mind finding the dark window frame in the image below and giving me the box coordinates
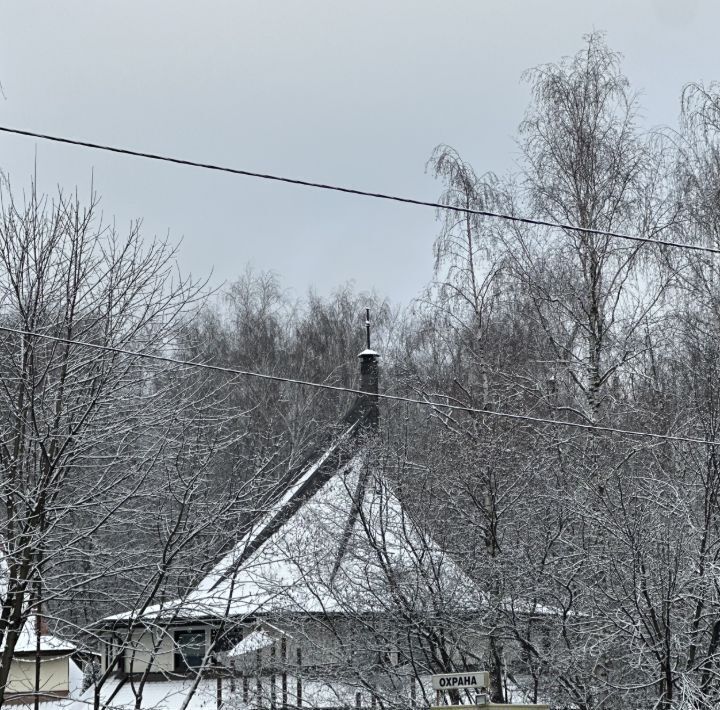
[173,629,207,672]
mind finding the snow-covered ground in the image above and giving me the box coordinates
[25,675,371,710]
[14,670,547,710]
[14,675,219,710]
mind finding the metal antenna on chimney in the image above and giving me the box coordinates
[365,308,371,350]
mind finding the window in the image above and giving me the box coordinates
[174,630,207,671]
[105,634,125,674]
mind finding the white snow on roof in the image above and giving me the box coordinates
[1,616,76,654]
[226,620,293,657]
[103,424,359,623]
[227,628,274,656]
[0,545,76,655]
[103,430,480,625]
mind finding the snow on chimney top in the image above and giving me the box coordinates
[358,307,380,359]
[358,309,379,428]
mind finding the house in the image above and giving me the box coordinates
[90,341,490,709]
[0,546,95,709]
[2,615,86,707]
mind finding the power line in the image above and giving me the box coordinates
[0,125,717,256]
[0,324,711,447]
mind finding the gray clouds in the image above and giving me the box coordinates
[0,0,713,303]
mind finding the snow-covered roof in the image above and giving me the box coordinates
[104,441,478,624]
[99,360,480,627]
[0,542,76,655]
[227,628,274,656]
[226,621,292,657]
[1,615,76,654]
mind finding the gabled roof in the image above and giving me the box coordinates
[1,615,76,655]
[210,418,364,587]
[102,349,479,626]
[0,550,77,655]
[106,446,477,623]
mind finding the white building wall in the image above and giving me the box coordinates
[6,655,69,694]
[123,630,175,673]
[102,627,215,674]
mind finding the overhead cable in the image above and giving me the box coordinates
[0,125,716,255]
[0,324,710,447]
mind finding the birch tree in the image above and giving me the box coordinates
[514,32,674,426]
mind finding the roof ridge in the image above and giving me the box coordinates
[211,417,370,591]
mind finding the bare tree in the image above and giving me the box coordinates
[514,32,674,426]
[0,177,215,706]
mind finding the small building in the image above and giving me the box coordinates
[3,615,85,706]
[91,342,487,709]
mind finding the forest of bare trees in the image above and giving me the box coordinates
[6,31,720,710]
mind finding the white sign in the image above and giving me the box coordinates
[432,671,490,690]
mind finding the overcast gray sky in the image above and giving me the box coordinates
[0,0,712,305]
